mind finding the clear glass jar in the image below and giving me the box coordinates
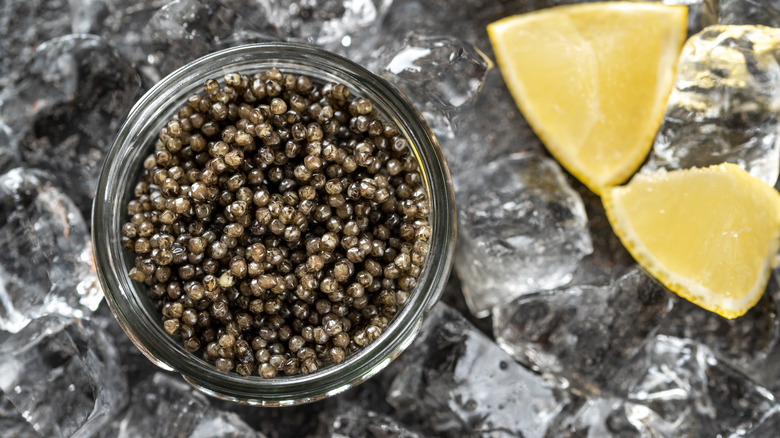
[92,42,456,406]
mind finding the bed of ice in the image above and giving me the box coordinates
[2,0,780,436]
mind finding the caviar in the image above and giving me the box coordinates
[121,69,431,377]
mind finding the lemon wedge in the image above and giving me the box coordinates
[488,2,687,194]
[603,163,780,318]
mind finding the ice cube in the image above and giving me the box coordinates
[0,0,73,90]
[326,403,423,438]
[623,335,777,436]
[0,0,118,83]
[455,153,593,317]
[140,0,277,84]
[380,0,451,39]
[0,392,42,438]
[544,396,646,438]
[116,372,209,438]
[386,303,568,437]
[225,0,393,50]
[447,69,547,185]
[641,25,780,186]
[93,304,160,386]
[493,267,674,396]
[741,406,780,437]
[369,33,492,136]
[568,184,635,287]
[719,0,780,27]
[0,34,142,216]
[190,411,268,438]
[438,271,494,336]
[659,278,780,391]
[86,0,168,85]
[68,0,110,34]
[0,123,21,175]
[381,0,521,46]
[0,168,100,333]
[317,1,508,178]
[141,0,213,74]
[116,372,266,438]
[0,315,127,438]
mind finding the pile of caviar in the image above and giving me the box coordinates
[121,69,431,378]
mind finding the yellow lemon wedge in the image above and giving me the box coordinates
[487,2,688,195]
[603,164,780,318]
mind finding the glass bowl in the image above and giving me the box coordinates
[92,42,456,406]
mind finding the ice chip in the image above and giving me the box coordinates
[0,316,127,438]
[0,35,142,216]
[455,153,593,317]
[641,25,780,186]
[493,267,674,396]
[386,303,567,437]
[0,168,100,333]
[624,335,777,436]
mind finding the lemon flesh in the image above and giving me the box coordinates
[603,163,780,318]
[488,2,687,195]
